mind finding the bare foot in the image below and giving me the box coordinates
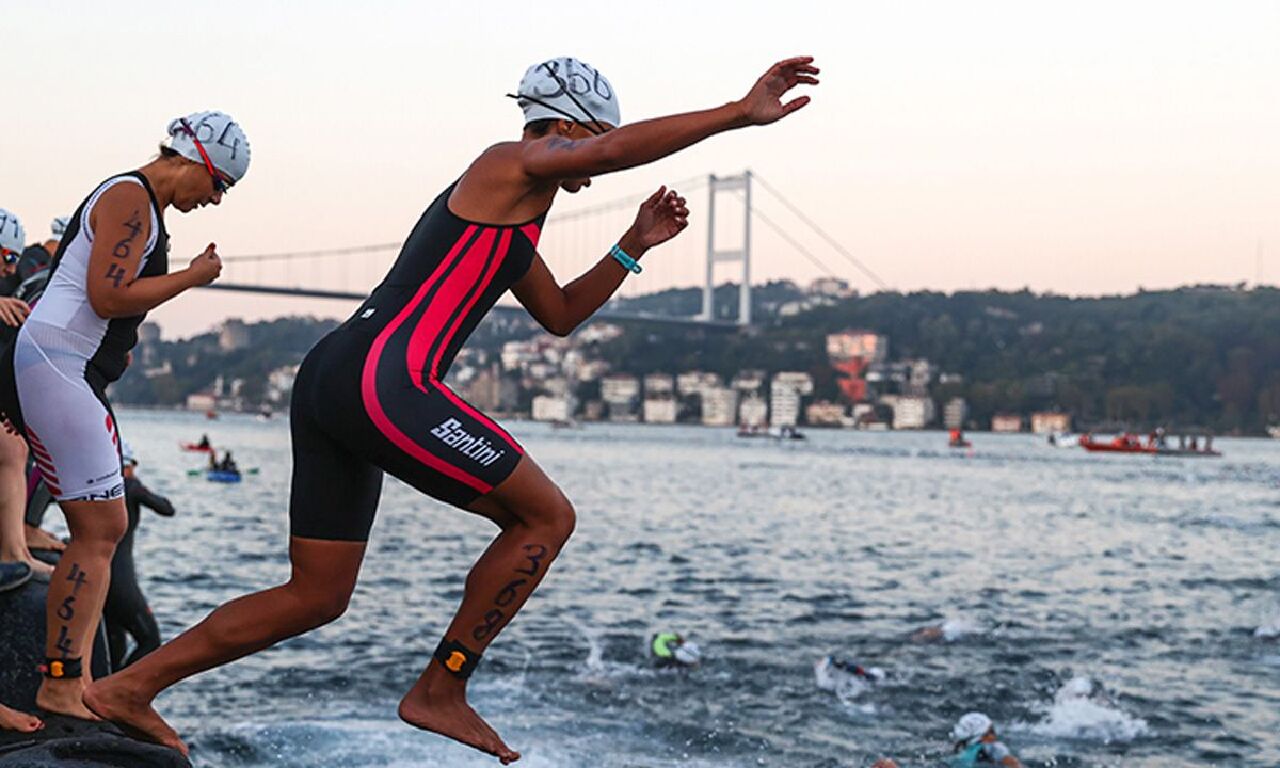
[26,557,54,579]
[35,679,97,721]
[0,703,43,733]
[83,677,187,756]
[399,689,520,764]
[25,525,65,552]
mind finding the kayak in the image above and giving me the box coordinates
[180,443,214,453]
[188,467,259,479]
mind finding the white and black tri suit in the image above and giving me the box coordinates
[0,172,168,501]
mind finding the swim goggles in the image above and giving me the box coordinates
[177,118,234,194]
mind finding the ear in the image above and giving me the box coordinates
[556,119,575,137]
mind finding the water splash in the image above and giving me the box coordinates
[814,656,884,710]
[1013,676,1149,743]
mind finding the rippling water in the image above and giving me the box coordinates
[70,411,1280,766]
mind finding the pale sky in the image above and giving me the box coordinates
[3,1,1278,338]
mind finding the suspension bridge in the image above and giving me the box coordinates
[201,171,887,328]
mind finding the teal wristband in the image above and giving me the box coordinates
[609,243,642,274]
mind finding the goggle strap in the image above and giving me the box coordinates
[506,93,603,136]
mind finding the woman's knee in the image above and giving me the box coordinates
[535,496,576,546]
[64,504,127,550]
[289,582,353,628]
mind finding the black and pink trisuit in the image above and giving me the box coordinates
[289,182,544,541]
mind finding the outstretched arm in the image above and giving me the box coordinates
[521,57,819,180]
[512,187,688,336]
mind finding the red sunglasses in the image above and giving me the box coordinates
[179,119,233,194]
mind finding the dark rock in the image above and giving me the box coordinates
[0,715,188,767]
[0,566,108,714]
[2,558,186,767]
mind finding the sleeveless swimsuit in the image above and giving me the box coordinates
[288,182,543,541]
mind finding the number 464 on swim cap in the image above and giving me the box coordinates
[164,110,252,184]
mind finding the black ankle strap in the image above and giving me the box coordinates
[433,639,481,679]
[40,657,82,679]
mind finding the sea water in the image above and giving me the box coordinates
[76,412,1280,767]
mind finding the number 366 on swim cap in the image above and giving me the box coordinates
[164,110,251,184]
[514,57,620,129]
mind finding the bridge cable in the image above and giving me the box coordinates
[751,173,890,290]
[733,192,840,279]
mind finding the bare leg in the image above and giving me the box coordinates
[0,431,50,577]
[26,524,66,553]
[85,538,365,755]
[35,498,125,719]
[0,703,42,733]
[398,455,576,765]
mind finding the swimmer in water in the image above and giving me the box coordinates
[85,56,818,763]
[651,632,701,669]
[950,713,1023,767]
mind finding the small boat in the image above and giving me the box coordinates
[1047,432,1080,448]
[1080,433,1220,458]
[1080,434,1156,454]
[205,410,219,420]
[180,442,214,453]
[947,429,971,448]
[187,466,259,479]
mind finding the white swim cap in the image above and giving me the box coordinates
[51,217,69,239]
[952,712,993,745]
[0,208,25,254]
[514,57,620,129]
[165,110,251,183]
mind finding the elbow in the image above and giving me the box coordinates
[88,294,122,319]
[546,318,577,338]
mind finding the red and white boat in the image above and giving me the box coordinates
[1079,433,1220,458]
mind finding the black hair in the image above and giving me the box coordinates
[159,145,181,158]
[523,119,558,137]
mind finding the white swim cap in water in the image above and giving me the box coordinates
[952,712,993,745]
[513,57,620,129]
[51,216,69,239]
[165,110,251,183]
[0,208,26,255]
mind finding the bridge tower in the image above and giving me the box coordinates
[701,171,752,325]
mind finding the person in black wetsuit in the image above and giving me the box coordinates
[104,443,174,670]
[87,55,818,762]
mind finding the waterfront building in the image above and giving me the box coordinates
[702,387,738,427]
[1031,412,1072,434]
[943,397,968,430]
[892,396,935,430]
[991,413,1023,433]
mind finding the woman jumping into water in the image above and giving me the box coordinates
[85,55,818,763]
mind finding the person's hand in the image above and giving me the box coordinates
[737,56,820,126]
[0,297,30,327]
[186,243,223,286]
[627,187,689,250]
